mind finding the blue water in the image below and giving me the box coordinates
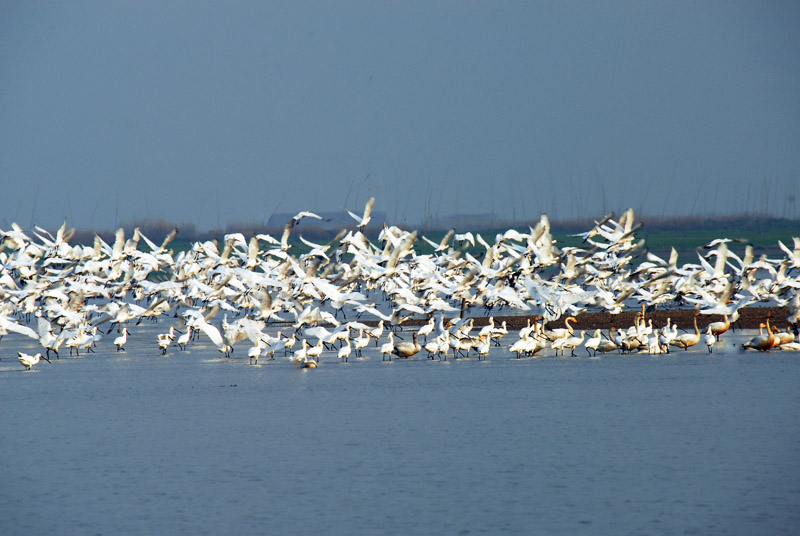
[3,326,799,535]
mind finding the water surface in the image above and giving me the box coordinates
[3,326,799,535]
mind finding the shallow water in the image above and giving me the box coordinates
[3,324,799,535]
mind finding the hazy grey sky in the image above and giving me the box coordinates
[2,1,799,231]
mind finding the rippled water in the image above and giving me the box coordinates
[3,324,800,535]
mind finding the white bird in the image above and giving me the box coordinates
[584,329,604,357]
[304,325,334,348]
[346,197,375,231]
[509,333,531,358]
[293,340,319,368]
[449,333,474,358]
[306,339,325,361]
[248,341,264,365]
[157,326,179,355]
[490,320,508,347]
[35,313,64,359]
[704,326,716,354]
[184,309,230,356]
[283,332,297,356]
[293,339,310,361]
[659,320,677,352]
[381,332,395,361]
[475,334,490,360]
[454,231,475,247]
[594,329,620,355]
[114,328,129,352]
[424,331,450,360]
[417,317,436,343]
[477,317,495,339]
[369,320,385,346]
[0,315,39,340]
[338,338,352,362]
[351,329,369,357]
[552,330,586,357]
[256,331,283,361]
[647,329,666,355]
[18,351,49,370]
[422,228,455,252]
[176,329,192,351]
[84,326,102,353]
[290,210,329,227]
[66,328,98,356]
[281,211,330,251]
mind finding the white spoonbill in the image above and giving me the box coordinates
[704,327,716,354]
[509,334,531,358]
[248,338,266,365]
[176,329,192,351]
[353,329,370,357]
[475,334,490,360]
[416,317,435,343]
[594,329,620,355]
[305,339,325,361]
[157,326,179,355]
[369,320,385,346]
[338,338,352,362]
[293,340,318,368]
[381,332,395,361]
[114,328,129,352]
[553,330,585,357]
[18,351,50,370]
[584,329,604,357]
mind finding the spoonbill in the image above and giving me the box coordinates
[18,351,50,370]
[704,326,716,353]
[381,332,395,361]
[114,328,129,352]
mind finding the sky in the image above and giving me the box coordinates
[2,1,799,232]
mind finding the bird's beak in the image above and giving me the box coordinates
[42,355,51,363]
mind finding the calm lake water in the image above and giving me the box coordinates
[3,324,799,535]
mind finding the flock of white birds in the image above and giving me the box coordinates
[3,198,800,370]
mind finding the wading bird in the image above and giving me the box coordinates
[18,351,50,370]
